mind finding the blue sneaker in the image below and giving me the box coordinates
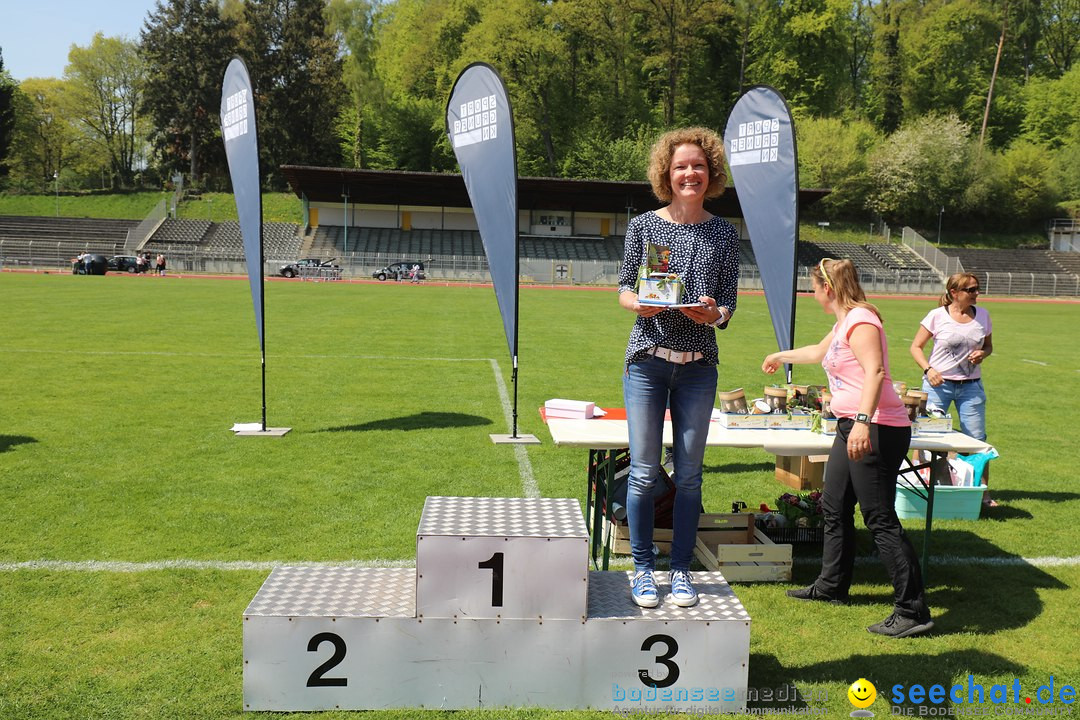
[631,570,659,608]
[669,569,698,607]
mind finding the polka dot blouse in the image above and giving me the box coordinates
[617,211,740,365]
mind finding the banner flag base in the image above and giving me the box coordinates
[490,433,540,445]
[233,427,292,437]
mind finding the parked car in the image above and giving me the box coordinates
[71,254,108,275]
[280,258,338,278]
[108,255,146,273]
[372,262,425,281]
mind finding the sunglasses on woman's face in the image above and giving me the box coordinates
[960,287,981,293]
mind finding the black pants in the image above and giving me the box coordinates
[814,419,929,620]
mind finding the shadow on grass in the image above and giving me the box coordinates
[992,489,1080,503]
[790,531,1067,635]
[748,649,1028,713]
[0,435,37,453]
[317,411,493,433]
[704,460,775,474]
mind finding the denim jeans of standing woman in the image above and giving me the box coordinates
[623,355,718,572]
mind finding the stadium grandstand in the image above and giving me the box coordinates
[2,168,1078,296]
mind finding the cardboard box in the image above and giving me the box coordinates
[914,415,953,434]
[714,412,768,429]
[595,510,756,554]
[764,414,814,430]
[775,455,825,491]
[544,398,595,419]
[637,275,684,305]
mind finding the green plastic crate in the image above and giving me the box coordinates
[895,485,984,521]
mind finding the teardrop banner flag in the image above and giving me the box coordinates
[221,57,287,435]
[725,86,799,381]
[221,57,263,352]
[446,63,535,444]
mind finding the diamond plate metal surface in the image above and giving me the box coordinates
[244,567,416,618]
[417,496,587,538]
[587,571,750,621]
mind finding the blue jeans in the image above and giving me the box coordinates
[623,355,717,572]
[922,378,986,441]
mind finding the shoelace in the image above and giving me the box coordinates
[670,570,694,595]
[634,572,657,595]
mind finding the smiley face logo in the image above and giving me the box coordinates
[848,678,877,709]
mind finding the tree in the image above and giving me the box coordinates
[140,0,236,187]
[1038,0,1079,74]
[796,115,882,217]
[864,0,906,133]
[0,49,18,183]
[8,78,84,191]
[867,113,975,224]
[630,0,736,125]
[65,33,146,188]
[326,0,381,168]
[241,0,346,187]
[901,0,999,128]
[743,0,850,116]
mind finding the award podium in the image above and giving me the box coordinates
[243,497,751,712]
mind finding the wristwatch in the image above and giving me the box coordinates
[711,307,729,328]
[854,412,871,425]
[923,366,932,375]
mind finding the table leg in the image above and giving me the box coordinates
[601,450,617,571]
[921,452,951,586]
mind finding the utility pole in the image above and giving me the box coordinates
[937,207,944,245]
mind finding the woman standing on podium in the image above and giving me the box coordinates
[617,127,740,609]
[762,258,933,638]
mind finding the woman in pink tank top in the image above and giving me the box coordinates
[761,258,932,639]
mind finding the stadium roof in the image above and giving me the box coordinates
[281,166,829,217]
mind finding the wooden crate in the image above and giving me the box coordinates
[694,528,793,582]
[775,454,826,491]
[591,508,755,555]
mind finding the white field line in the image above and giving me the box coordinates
[3,555,1079,573]
[490,358,540,498]
[0,348,491,362]
[3,346,541,498]
[1022,359,1049,366]
[0,559,414,572]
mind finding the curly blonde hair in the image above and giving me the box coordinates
[646,127,727,204]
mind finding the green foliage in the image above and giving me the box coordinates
[1037,0,1080,76]
[0,49,17,184]
[795,115,882,217]
[241,0,346,188]
[745,0,852,116]
[64,33,145,189]
[867,113,975,224]
[901,0,999,129]
[1020,65,1080,149]
[140,0,237,186]
[561,125,656,181]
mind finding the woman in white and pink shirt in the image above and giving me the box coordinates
[910,272,995,506]
[762,258,932,639]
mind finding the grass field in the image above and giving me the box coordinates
[1,271,1079,719]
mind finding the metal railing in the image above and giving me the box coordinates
[5,241,1080,297]
[901,226,963,278]
[983,271,1080,297]
[125,198,168,253]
